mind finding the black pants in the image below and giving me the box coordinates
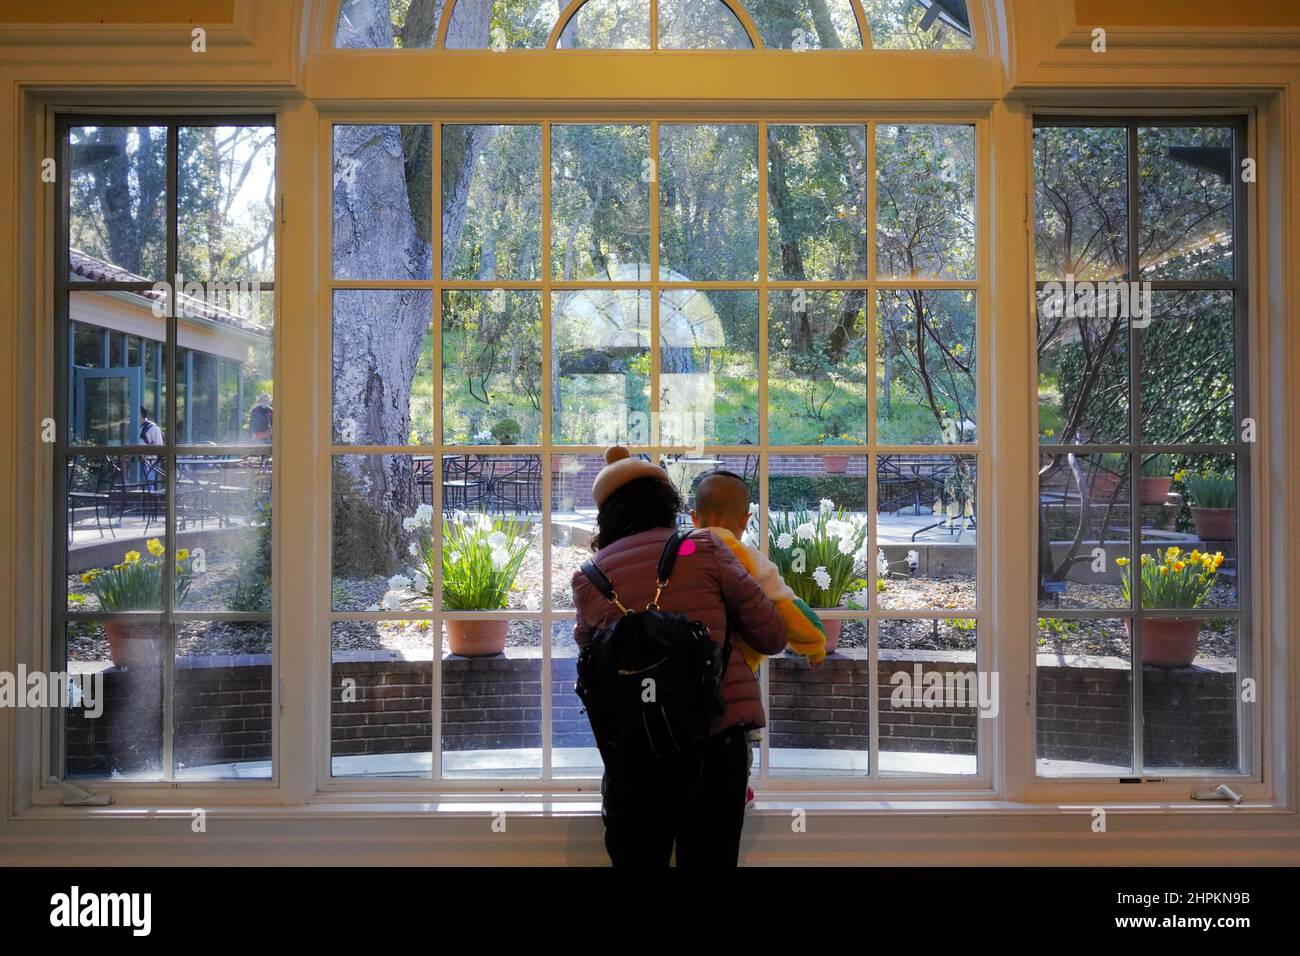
[599,725,749,867]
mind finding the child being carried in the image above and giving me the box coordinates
[690,470,828,809]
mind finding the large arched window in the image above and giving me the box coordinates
[334,0,975,51]
[315,0,991,791]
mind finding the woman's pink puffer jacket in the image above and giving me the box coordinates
[572,526,787,734]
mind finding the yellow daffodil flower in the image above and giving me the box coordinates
[124,550,141,564]
[176,549,190,561]
[146,538,165,557]
[1114,556,1129,567]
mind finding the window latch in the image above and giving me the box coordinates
[1190,783,1243,804]
[51,777,114,807]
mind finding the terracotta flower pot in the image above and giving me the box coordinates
[1126,617,1201,667]
[1091,472,1122,500]
[446,619,509,656]
[1192,507,1235,541]
[823,455,849,474]
[1140,476,1172,506]
[821,618,843,654]
[103,621,166,670]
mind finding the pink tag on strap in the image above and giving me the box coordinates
[677,537,697,557]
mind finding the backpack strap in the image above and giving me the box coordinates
[648,528,694,610]
[580,559,630,615]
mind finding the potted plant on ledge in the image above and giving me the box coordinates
[1139,454,1173,506]
[80,538,194,669]
[1182,471,1236,541]
[405,506,532,656]
[765,499,870,653]
[1116,546,1224,666]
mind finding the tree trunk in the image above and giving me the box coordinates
[331,0,488,574]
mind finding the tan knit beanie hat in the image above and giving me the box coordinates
[591,446,670,507]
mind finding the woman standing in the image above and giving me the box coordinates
[572,446,787,867]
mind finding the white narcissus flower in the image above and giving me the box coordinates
[877,548,890,577]
[408,541,419,557]
[776,531,794,550]
[412,571,429,593]
[812,566,832,590]
[819,498,834,514]
[748,501,759,515]
[476,513,494,532]
[388,574,412,591]
[490,547,509,571]
[488,531,508,549]
[795,521,816,542]
[383,591,402,610]
[906,549,920,572]
[741,530,756,548]
[837,536,855,555]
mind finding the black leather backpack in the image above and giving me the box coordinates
[575,529,732,767]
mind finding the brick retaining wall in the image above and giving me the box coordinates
[65,649,1237,775]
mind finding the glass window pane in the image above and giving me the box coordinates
[879,619,980,775]
[175,621,273,780]
[175,454,272,613]
[1037,452,1132,610]
[876,454,976,611]
[332,454,430,611]
[553,289,651,445]
[332,290,434,446]
[1037,288,1130,446]
[659,124,759,282]
[876,124,975,280]
[659,0,752,48]
[174,290,273,445]
[69,294,165,447]
[1141,290,1235,445]
[551,124,651,281]
[64,622,164,780]
[69,125,167,282]
[442,125,541,281]
[1139,126,1235,281]
[862,0,973,50]
[1142,617,1239,772]
[331,620,434,777]
[439,464,542,611]
[66,454,167,612]
[441,290,542,446]
[746,0,862,49]
[558,0,650,48]
[335,0,441,48]
[442,620,543,779]
[1033,125,1128,281]
[767,289,866,446]
[551,452,606,609]
[767,124,867,281]
[550,620,598,777]
[1036,617,1133,776]
[768,622,870,777]
[446,0,560,48]
[178,125,276,284]
[877,289,976,445]
[659,289,758,445]
[1150,453,1238,609]
[333,124,433,281]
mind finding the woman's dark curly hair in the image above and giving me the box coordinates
[593,476,682,552]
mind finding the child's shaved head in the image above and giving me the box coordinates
[692,470,752,538]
